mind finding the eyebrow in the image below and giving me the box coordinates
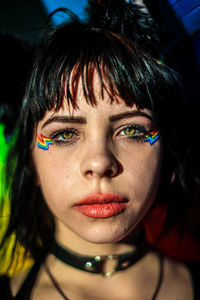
[109,111,153,122]
[41,110,152,129]
[41,116,87,129]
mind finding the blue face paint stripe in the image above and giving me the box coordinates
[37,134,53,150]
[144,131,160,146]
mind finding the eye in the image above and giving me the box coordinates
[119,124,147,138]
[51,129,78,145]
[122,127,137,136]
[58,132,74,140]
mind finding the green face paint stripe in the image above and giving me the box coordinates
[144,131,159,145]
[37,134,53,150]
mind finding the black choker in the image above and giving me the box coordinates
[50,241,146,278]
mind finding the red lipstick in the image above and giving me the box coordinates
[74,193,128,218]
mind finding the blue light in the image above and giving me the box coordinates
[41,0,87,24]
[167,0,200,35]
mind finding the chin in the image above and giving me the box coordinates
[75,222,134,244]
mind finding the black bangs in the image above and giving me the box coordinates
[25,21,178,124]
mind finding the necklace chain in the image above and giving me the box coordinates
[45,265,69,300]
[45,255,163,300]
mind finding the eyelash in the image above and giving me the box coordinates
[48,124,150,147]
[50,128,79,145]
[118,124,148,141]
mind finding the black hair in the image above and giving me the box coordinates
[1,0,198,270]
[85,0,160,58]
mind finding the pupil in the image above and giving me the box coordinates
[126,128,135,135]
[63,132,72,139]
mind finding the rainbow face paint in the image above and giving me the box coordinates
[37,134,53,150]
[144,130,159,145]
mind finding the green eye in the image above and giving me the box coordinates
[61,132,73,139]
[123,127,136,136]
[57,131,74,141]
[51,129,78,145]
[119,125,147,139]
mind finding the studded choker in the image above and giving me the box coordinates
[50,240,146,278]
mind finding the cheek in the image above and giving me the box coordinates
[32,147,76,209]
[124,144,161,179]
[123,146,162,202]
[122,148,162,229]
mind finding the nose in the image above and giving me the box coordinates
[80,142,119,180]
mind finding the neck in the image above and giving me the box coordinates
[55,219,144,257]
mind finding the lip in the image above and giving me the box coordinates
[74,193,128,219]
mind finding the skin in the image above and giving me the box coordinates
[11,74,193,300]
[32,73,162,251]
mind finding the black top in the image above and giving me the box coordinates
[0,260,42,300]
[0,261,199,299]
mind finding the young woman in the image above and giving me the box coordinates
[0,0,199,299]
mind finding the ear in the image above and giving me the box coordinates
[170,171,176,184]
[159,168,176,186]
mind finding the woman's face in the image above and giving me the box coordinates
[32,74,162,244]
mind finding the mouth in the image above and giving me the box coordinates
[74,193,128,219]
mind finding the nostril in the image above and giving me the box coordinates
[85,170,93,178]
[85,169,114,178]
[105,169,115,178]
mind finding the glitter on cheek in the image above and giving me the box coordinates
[144,131,160,146]
[37,134,53,150]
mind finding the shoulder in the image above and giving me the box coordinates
[10,259,42,298]
[158,257,196,300]
[186,261,200,300]
[10,269,30,297]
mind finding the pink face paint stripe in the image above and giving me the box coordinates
[37,134,53,150]
[144,130,159,145]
